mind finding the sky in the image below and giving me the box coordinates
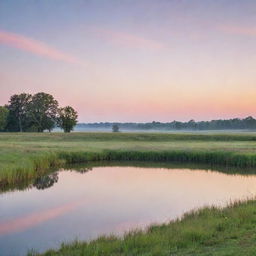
[0,0,256,122]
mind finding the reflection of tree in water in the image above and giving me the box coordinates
[73,167,92,173]
[33,173,58,190]
[32,167,92,190]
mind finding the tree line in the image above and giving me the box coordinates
[0,92,78,132]
[78,117,256,131]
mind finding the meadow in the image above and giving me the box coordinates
[1,132,256,255]
[2,132,256,187]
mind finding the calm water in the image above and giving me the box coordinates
[1,166,256,255]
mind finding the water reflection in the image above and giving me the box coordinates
[1,165,256,255]
[1,167,92,194]
[32,167,92,190]
[33,173,58,190]
[0,200,82,236]
[1,162,256,194]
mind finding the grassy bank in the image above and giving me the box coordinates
[3,160,256,194]
[33,199,256,256]
[1,132,256,255]
[1,132,256,186]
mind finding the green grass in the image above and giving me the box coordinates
[30,199,256,256]
[2,132,256,255]
[2,132,256,186]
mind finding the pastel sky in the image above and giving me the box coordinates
[1,0,256,122]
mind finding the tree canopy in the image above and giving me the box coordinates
[28,92,59,132]
[57,106,78,133]
[2,92,78,132]
[7,93,32,132]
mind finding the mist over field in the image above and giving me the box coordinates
[70,117,256,133]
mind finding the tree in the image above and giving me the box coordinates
[28,92,59,132]
[7,93,32,132]
[0,106,9,131]
[188,119,196,130]
[57,106,78,132]
[244,116,256,129]
[112,124,119,132]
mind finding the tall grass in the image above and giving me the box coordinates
[58,150,256,167]
[2,149,256,188]
[0,152,63,187]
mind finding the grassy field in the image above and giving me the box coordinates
[32,199,256,256]
[2,132,256,186]
[2,132,256,255]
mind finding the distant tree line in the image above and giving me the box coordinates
[0,92,78,132]
[77,117,256,131]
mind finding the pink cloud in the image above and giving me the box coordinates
[90,27,165,50]
[0,200,83,235]
[0,30,81,64]
[219,25,256,36]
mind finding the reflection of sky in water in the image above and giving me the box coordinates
[1,166,256,255]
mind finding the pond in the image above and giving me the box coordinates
[1,165,256,255]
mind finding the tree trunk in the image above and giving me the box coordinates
[18,116,22,132]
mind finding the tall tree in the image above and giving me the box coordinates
[0,106,9,131]
[28,92,59,132]
[57,106,78,132]
[7,93,31,132]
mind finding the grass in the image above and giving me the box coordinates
[31,199,256,256]
[2,132,256,255]
[2,132,256,186]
